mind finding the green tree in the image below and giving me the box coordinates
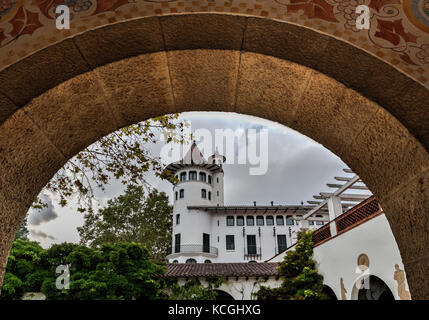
[256,231,329,300]
[34,115,188,212]
[165,277,222,300]
[14,217,29,241]
[78,185,172,261]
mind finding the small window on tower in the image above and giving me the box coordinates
[237,216,244,226]
[226,216,234,226]
[199,172,206,182]
[208,175,212,184]
[180,172,186,181]
[256,216,264,226]
[246,216,255,226]
[286,215,294,225]
[201,189,207,199]
[179,189,184,199]
[175,192,178,200]
[217,191,219,196]
[266,216,274,226]
[189,171,197,180]
[176,214,180,225]
[217,177,219,183]
[226,235,235,250]
[276,216,285,226]
[208,191,211,201]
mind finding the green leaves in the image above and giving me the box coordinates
[256,230,330,300]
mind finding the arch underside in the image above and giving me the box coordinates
[0,14,428,299]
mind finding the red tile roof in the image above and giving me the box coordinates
[164,263,279,278]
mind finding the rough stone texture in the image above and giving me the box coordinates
[290,72,379,162]
[167,50,239,112]
[243,17,330,70]
[0,94,18,126]
[24,73,118,160]
[346,107,429,202]
[96,52,174,128]
[74,16,164,68]
[0,39,89,106]
[402,256,429,300]
[381,169,429,265]
[235,52,312,126]
[160,14,246,51]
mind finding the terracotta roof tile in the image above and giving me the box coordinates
[164,262,279,278]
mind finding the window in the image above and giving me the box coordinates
[237,216,244,226]
[308,220,314,225]
[204,259,212,263]
[286,215,294,225]
[175,192,178,200]
[180,172,186,181]
[246,216,255,226]
[226,235,235,250]
[217,191,219,196]
[208,191,211,200]
[247,235,257,254]
[176,214,180,225]
[203,233,210,253]
[217,177,219,183]
[179,189,184,199]
[199,172,206,182]
[201,189,207,199]
[174,234,181,253]
[189,171,197,180]
[276,216,284,226]
[226,216,235,226]
[172,260,178,264]
[266,216,274,226]
[256,216,264,226]
[277,235,287,253]
[208,175,212,184]
[185,258,197,264]
[316,215,324,225]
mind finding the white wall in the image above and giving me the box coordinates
[269,213,411,300]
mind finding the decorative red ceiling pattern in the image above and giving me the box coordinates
[1,0,429,86]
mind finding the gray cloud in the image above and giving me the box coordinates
[30,229,56,240]
[28,194,59,226]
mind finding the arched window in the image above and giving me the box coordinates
[176,214,180,225]
[180,172,187,181]
[266,216,274,226]
[201,189,207,199]
[189,171,197,181]
[236,216,244,226]
[256,216,264,226]
[185,258,197,264]
[226,216,235,226]
[308,220,315,225]
[286,215,294,225]
[179,189,184,199]
[276,216,284,226]
[172,260,178,264]
[246,216,255,226]
[204,259,212,263]
[199,172,206,182]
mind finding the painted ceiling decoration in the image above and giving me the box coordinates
[1,0,429,87]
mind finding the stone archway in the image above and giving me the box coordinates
[0,13,428,299]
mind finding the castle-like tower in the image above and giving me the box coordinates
[164,142,226,263]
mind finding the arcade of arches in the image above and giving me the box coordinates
[0,4,428,299]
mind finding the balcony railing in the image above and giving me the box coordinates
[244,246,262,260]
[313,196,382,247]
[173,244,218,256]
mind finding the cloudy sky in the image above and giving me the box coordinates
[27,112,360,248]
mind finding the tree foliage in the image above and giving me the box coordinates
[256,231,330,300]
[14,217,29,241]
[1,240,220,300]
[37,115,187,212]
[77,185,172,261]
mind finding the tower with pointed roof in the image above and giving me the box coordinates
[164,142,226,263]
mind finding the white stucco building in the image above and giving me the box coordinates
[162,143,411,300]
[164,142,328,264]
